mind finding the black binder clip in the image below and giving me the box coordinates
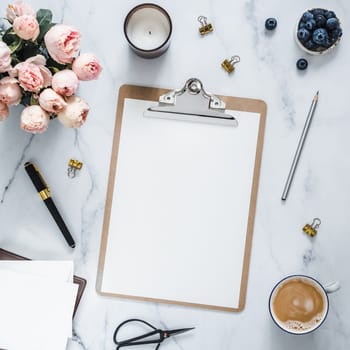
[198,16,213,35]
[221,55,240,74]
[303,218,321,237]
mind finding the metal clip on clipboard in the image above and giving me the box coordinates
[145,78,238,126]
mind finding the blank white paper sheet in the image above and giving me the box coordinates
[0,261,78,350]
[98,97,263,311]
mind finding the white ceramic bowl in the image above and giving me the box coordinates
[295,8,342,56]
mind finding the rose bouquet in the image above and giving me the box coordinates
[0,1,102,133]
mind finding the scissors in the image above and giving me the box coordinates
[113,318,195,350]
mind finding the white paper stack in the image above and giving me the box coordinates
[0,261,78,350]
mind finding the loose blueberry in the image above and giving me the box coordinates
[302,11,314,22]
[315,14,326,27]
[297,28,310,42]
[296,58,308,70]
[304,40,317,50]
[305,19,316,30]
[325,10,336,19]
[326,18,339,30]
[311,8,325,16]
[313,28,328,45]
[265,18,277,30]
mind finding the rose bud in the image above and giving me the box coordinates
[72,53,102,81]
[52,70,79,96]
[0,101,9,121]
[6,1,35,23]
[44,25,81,64]
[0,77,22,106]
[57,96,89,128]
[39,88,67,113]
[0,42,12,73]
[13,15,39,41]
[20,105,49,134]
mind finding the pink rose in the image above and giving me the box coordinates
[72,53,102,81]
[13,15,39,41]
[0,42,12,73]
[13,55,52,92]
[57,96,89,128]
[20,105,49,133]
[6,1,35,23]
[0,101,9,121]
[44,25,81,64]
[52,69,79,96]
[0,77,22,106]
[39,88,67,113]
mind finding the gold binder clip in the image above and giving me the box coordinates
[303,218,321,237]
[68,159,83,178]
[221,55,240,73]
[198,16,213,35]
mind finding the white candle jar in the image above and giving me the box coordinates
[124,4,172,58]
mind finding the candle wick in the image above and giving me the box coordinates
[148,30,152,35]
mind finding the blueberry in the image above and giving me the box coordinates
[298,21,306,29]
[265,18,277,30]
[313,28,328,45]
[296,58,308,70]
[304,40,317,50]
[311,8,325,16]
[330,28,342,41]
[297,28,310,42]
[326,18,339,30]
[325,11,336,19]
[323,39,333,49]
[302,11,314,22]
[315,15,326,27]
[305,19,316,30]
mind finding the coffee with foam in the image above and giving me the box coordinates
[271,277,327,333]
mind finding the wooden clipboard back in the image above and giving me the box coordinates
[97,82,266,312]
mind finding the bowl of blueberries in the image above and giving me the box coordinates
[296,8,342,55]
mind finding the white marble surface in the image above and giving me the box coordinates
[0,0,349,349]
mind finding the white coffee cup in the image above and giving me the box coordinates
[269,275,340,335]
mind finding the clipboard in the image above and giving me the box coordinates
[97,78,266,312]
[0,248,86,317]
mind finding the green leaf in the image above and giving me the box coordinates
[17,41,39,60]
[30,94,39,106]
[2,28,23,53]
[36,9,54,43]
[37,22,55,43]
[36,9,53,26]
[48,66,60,74]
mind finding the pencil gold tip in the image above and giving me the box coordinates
[314,91,319,101]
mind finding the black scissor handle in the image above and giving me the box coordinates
[113,319,164,349]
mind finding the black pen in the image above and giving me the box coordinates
[24,161,76,248]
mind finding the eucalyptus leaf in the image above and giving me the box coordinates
[36,9,53,26]
[37,22,55,43]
